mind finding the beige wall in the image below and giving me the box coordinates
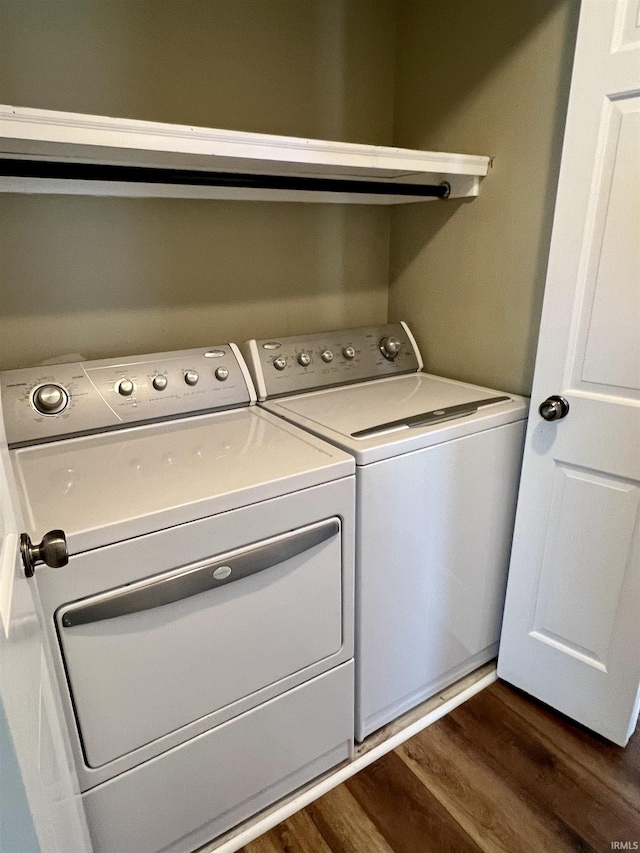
[0,0,395,369]
[389,0,580,396]
[1,1,582,385]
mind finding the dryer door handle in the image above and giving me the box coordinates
[59,518,340,628]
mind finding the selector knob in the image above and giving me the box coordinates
[184,370,199,386]
[342,346,355,360]
[32,384,68,415]
[380,336,402,360]
[298,353,311,367]
[321,350,334,363]
[273,356,287,371]
[152,375,168,391]
[215,366,229,381]
[117,379,135,397]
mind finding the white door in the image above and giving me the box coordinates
[498,0,640,746]
[0,405,91,851]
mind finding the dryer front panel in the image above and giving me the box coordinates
[55,517,343,768]
[34,476,354,790]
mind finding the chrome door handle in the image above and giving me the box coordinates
[539,395,570,421]
[21,530,68,578]
[59,518,340,628]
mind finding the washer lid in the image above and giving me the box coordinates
[12,407,353,553]
[261,373,529,465]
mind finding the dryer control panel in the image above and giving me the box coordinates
[243,322,422,400]
[1,345,255,446]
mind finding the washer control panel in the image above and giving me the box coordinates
[1,345,253,446]
[243,322,421,400]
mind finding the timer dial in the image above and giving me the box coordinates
[32,384,69,415]
[117,379,135,397]
[379,336,402,360]
[152,375,168,391]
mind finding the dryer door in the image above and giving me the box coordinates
[55,516,343,769]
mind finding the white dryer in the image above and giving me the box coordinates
[0,344,355,853]
[244,323,529,741]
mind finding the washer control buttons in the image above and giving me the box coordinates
[32,384,69,415]
[297,352,311,367]
[117,379,135,397]
[152,375,168,391]
[215,366,229,381]
[342,346,355,360]
[321,350,334,363]
[379,336,402,360]
[184,370,199,386]
[273,356,287,371]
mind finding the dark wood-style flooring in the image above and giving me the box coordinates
[240,681,640,853]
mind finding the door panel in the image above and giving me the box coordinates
[498,0,640,746]
[530,465,639,668]
[0,399,90,850]
[612,0,640,52]
[579,96,639,391]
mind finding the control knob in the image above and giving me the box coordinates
[342,346,355,360]
[379,336,402,360]
[184,370,199,386]
[297,353,311,367]
[273,356,287,371]
[32,384,69,415]
[152,375,168,391]
[117,379,135,397]
[215,366,229,381]
[321,350,334,363]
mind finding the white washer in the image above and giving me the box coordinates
[1,344,355,853]
[243,323,529,741]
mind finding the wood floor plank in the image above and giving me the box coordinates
[396,713,584,853]
[442,687,640,851]
[241,808,333,853]
[491,680,640,810]
[240,830,285,853]
[306,783,396,853]
[344,749,484,853]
